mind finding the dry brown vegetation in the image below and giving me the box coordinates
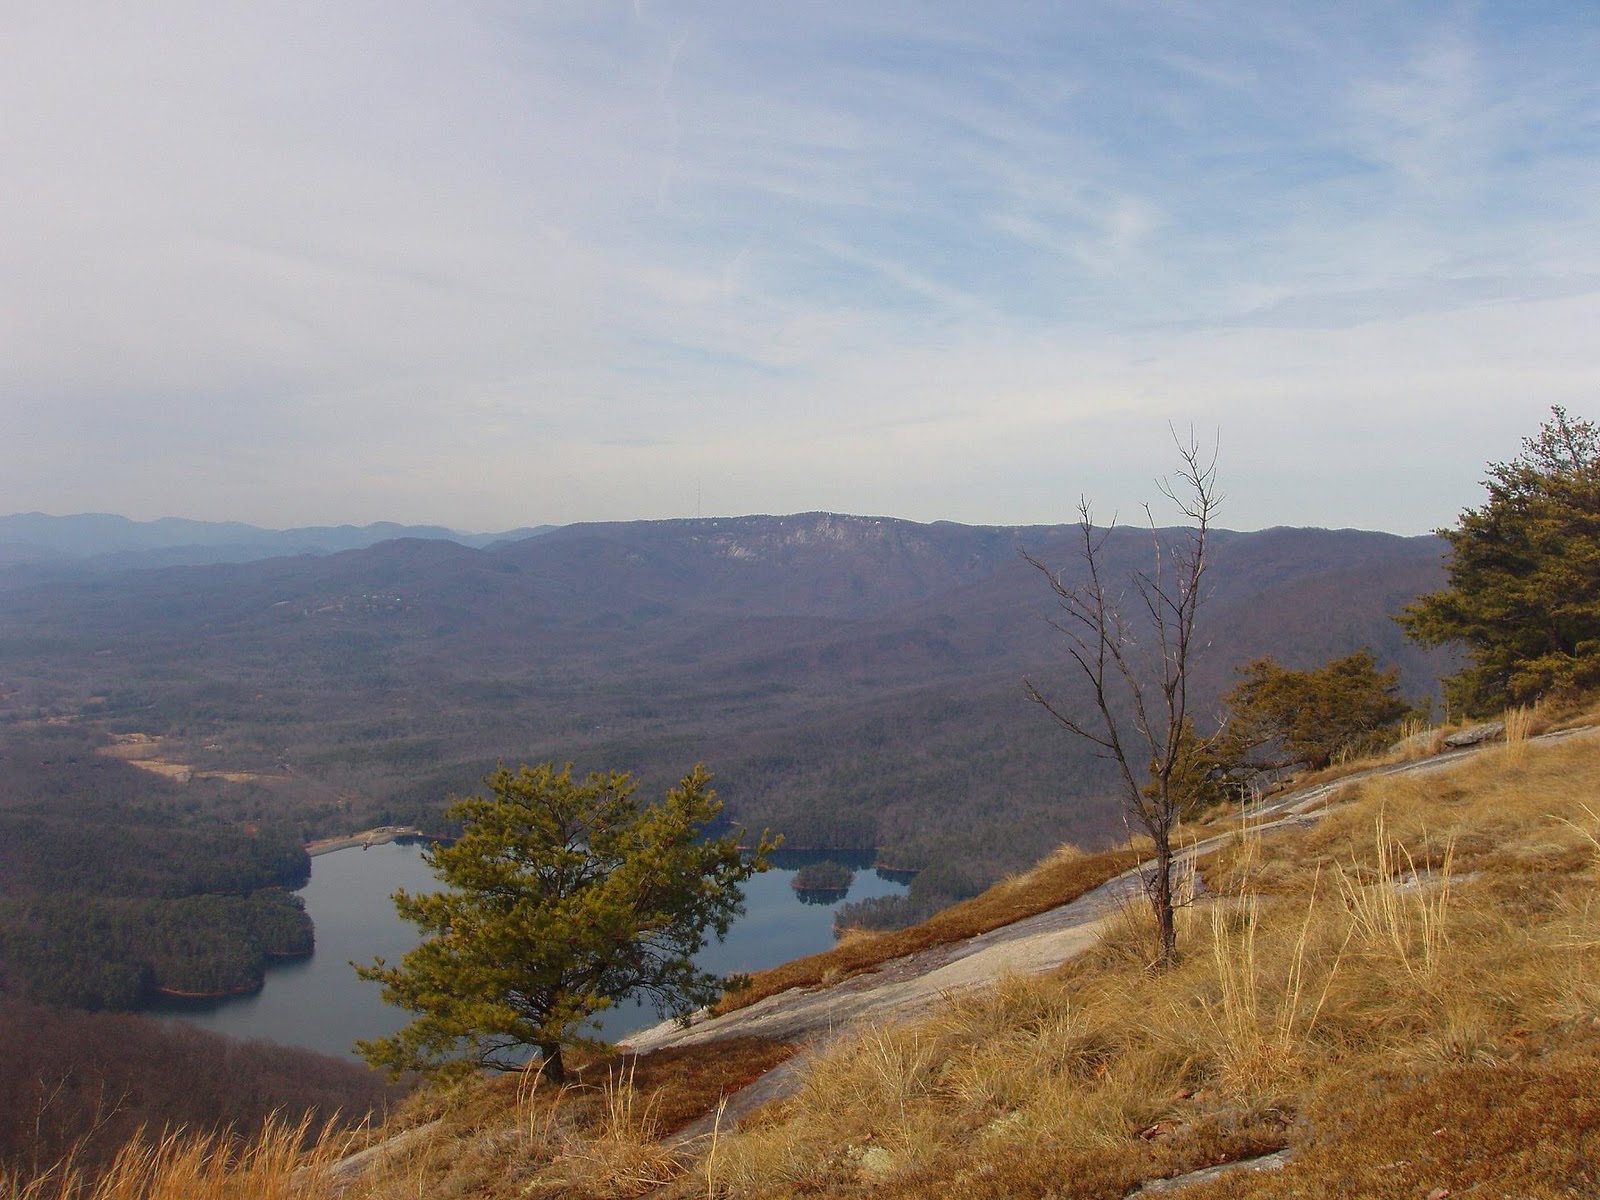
[2,1038,796,1200]
[11,724,1600,1198]
[717,842,1143,1014]
[341,1038,796,1199]
[0,1115,350,1200]
[693,728,1600,1197]
[0,1001,401,1178]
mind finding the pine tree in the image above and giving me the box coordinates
[1400,408,1600,715]
[1221,649,1413,771]
[355,762,772,1081]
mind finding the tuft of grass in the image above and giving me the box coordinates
[526,1062,685,1199]
[1201,843,1345,1101]
[1503,702,1535,766]
[348,1037,797,1199]
[1334,808,1454,983]
[0,1115,344,1200]
[1390,715,1444,761]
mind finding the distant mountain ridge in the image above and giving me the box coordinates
[0,512,556,570]
[0,511,1451,886]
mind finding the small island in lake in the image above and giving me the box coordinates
[791,860,854,902]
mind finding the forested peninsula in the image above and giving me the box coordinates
[0,729,311,1008]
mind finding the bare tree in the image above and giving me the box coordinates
[1023,432,1219,968]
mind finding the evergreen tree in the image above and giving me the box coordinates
[355,762,772,1081]
[1221,649,1413,771]
[1400,407,1600,715]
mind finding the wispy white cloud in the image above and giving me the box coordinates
[2,1,1598,532]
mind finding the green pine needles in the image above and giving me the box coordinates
[1400,407,1600,716]
[354,762,774,1082]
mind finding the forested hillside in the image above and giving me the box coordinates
[0,515,1448,888]
[0,999,399,1178]
[0,729,311,1007]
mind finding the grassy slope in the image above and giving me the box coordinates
[9,717,1600,1198]
[697,719,1600,1198]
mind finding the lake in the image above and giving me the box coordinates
[157,842,906,1061]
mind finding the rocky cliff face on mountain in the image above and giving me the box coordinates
[0,513,1449,882]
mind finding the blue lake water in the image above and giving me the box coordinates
[158,843,905,1061]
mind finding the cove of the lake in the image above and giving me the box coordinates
[157,842,908,1061]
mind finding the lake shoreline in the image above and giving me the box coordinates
[161,839,908,1060]
[307,826,424,857]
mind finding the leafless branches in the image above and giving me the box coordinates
[1023,429,1219,967]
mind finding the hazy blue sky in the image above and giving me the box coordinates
[4,3,1597,534]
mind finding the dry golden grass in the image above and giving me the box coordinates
[5,1039,794,1200]
[1390,715,1445,761]
[1291,703,1565,792]
[717,843,1142,1014]
[355,1037,799,1199]
[1171,1037,1600,1199]
[517,1064,687,1199]
[0,1115,346,1200]
[1503,703,1535,766]
[692,729,1600,1198]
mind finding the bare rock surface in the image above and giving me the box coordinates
[1442,720,1505,747]
[629,726,1599,1145]
[1131,1148,1294,1193]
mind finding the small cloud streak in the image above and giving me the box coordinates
[3,2,1598,534]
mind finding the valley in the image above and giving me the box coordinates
[0,512,1450,1032]
[0,506,1585,1196]
[0,514,1450,884]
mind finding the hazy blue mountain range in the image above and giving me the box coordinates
[0,513,1449,886]
[0,512,555,571]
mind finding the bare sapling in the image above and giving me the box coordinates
[1025,430,1220,967]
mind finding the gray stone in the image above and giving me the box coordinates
[1132,1148,1293,1193]
[1389,728,1440,756]
[1442,720,1505,748]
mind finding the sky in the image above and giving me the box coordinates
[3,2,1598,536]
